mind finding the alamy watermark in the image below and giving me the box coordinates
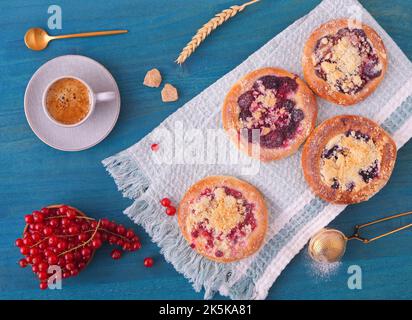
[150,121,262,176]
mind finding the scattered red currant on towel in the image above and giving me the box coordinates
[151,143,159,151]
[16,205,143,289]
[160,197,176,216]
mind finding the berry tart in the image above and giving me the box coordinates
[302,115,397,204]
[222,67,317,162]
[178,176,268,263]
[302,19,387,106]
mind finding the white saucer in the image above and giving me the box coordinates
[24,55,121,151]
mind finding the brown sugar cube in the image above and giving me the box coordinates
[161,83,179,102]
[143,68,162,88]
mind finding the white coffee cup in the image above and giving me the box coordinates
[42,75,115,127]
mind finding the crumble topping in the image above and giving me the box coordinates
[187,186,256,258]
[313,28,382,94]
[320,130,381,191]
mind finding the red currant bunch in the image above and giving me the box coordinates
[16,205,142,290]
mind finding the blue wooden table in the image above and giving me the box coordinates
[1,0,411,300]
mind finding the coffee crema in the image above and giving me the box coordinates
[45,77,90,125]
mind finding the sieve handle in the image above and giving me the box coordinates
[347,210,412,244]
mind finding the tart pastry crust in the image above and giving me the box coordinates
[302,115,396,204]
[302,19,387,106]
[178,176,268,263]
[222,67,317,162]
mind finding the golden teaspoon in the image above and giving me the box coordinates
[24,27,128,51]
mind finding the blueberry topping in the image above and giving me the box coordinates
[359,160,379,183]
[292,109,304,122]
[254,76,282,90]
[237,90,254,110]
[260,130,285,148]
[346,182,355,192]
[331,178,340,189]
[322,145,341,159]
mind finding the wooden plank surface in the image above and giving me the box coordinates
[0,0,411,299]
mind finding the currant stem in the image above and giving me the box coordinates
[58,220,101,257]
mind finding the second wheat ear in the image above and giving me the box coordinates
[175,0,260,65]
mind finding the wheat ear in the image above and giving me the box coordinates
[175,0,260,65]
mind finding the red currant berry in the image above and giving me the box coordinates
[66,209,77,220]
[165,206,176,216]
[91,238,102,249]
[31,256,42,265]
[38,262,49,272]
[58,205,69,215]
[61,217,70,227]
[43,226,53,236]
[111,249,122,260]
[25,215,34,224]
[34,223,44,232]
[15,238,24,248]
[49,219,60,228]
[29,247,39,256]
[109,221,117,231]
[68,225,79,235]
[78,233,88,242]
[78,262,86,270]
[122,243,131,251]
[23,237,33,246]
[131,242,142,251]
[81,247,91,257]
[32,265,39,273]
[100,232,108,241]
[38,271,48,281]
[48,236,59,247]
[19,258,28,268]
[40,207,50,216]
[116,225,126,235]
[20,246,30,255]
[39,282,48,290]
[108,236,118,244]
[57,241,68,251]
[38,242,48,250]
[33,211,44,223]
[160,198,171,207]
[62,272,70,279]
[70,269,79,276]
[151,143,159,151]
[90,221,98,228]
[126,229,135,239]
[47,255,58,265]
[143,257,154,267]
[31,232,41,242]
[64,253,74,262]
[65,263,75,271]
[101,218,110,228]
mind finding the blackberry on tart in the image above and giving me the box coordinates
[302,115,396,204]
[222,67,317,162]
[302,19,387,106]
[178,176,268,263]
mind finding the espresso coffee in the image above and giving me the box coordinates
[45,77,90,125]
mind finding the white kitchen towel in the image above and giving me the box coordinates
[103,0,412,300]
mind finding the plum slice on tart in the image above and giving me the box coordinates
[302,19,387,106]
[302,115,396,204]
[222,67,317,162]
[178,176,268,263]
